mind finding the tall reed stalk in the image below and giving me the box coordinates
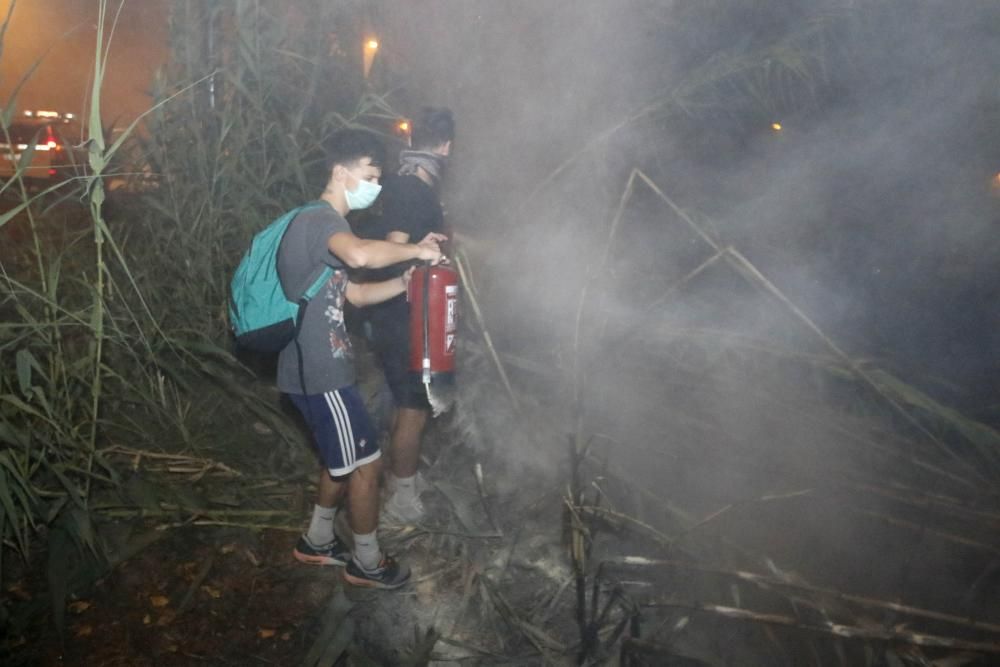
[0,0,401,593]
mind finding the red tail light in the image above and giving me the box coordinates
[45,127,60,150]
[48,168,57,176]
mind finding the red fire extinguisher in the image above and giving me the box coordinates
[408,264,459,414]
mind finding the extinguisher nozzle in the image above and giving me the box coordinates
[423,373,456,418]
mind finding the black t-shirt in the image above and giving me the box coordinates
[358,173,444,282]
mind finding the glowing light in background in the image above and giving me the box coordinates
[363,37,379,78]
[771,122,783,132]
[0,1,169,123]
[397,119,410,134]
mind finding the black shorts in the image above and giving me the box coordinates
[368,298,431,411]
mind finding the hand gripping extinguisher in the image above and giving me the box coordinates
[408,264,459,416]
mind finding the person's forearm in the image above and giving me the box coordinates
[333,238,420,269]
[359,239,423,268]
[345,277,407,307]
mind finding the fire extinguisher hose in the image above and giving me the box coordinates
[421,264,431,385]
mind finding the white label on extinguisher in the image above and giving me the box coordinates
[445,333,456,355]
[445,286,458,333]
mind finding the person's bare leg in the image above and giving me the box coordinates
[317,466,346,508]
[348,457,385,571]
[296,467,348,562]
[390,407,428,478]
[347,458,382,534]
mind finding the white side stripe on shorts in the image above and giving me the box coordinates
[331,391,356,463]
[324,391,353,466]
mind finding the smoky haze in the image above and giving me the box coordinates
[376,0,1000,631]
[382,0,999,396]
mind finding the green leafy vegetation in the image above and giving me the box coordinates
[0,0,399,609]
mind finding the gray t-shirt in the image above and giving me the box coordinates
[276,203,355,394]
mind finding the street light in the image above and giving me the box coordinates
[363,37,379,78]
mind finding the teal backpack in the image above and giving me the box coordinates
[229,201,334,352]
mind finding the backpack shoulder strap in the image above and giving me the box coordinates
[281,200,339,302]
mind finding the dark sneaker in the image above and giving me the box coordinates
[293,535,349,567]
[343,554,411,589]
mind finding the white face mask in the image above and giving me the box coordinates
[344,172,382,210]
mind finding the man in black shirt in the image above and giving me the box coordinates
[364,108,454,522]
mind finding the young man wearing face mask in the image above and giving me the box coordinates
[361,107,454,523]
[278,129,446,588]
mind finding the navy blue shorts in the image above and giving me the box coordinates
[289,386,380,477]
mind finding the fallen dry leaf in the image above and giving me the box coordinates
[149,595,170,608]
[74,624,93,638]
[143,614,152,625]
[201,585,222,599]
[68,600,91,614]
[6,582,31,601]
[258,628,276,639]
[221,542,238,555]
[280,632,291,641]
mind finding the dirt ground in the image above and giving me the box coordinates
[5,526,345,665]
[1,435,577,666]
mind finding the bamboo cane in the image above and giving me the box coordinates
[576,504,675,551]
[632,168,990,485]
[481,577,567,655]
[455,251,518,410]
[646,599,1000,654]
[609,556,1000,636]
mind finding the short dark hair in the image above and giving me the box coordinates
[411,107,454,150]
[321,129,386,177]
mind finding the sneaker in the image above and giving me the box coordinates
[293,535,350,567]
[387,472,432,497]
[384,491,426,523]
[343,554,411,589]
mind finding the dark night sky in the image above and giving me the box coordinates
[0,0,168,123]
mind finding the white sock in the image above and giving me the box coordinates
[352,529,382,571]
[306,504,336,546]
[392,474,418,503]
